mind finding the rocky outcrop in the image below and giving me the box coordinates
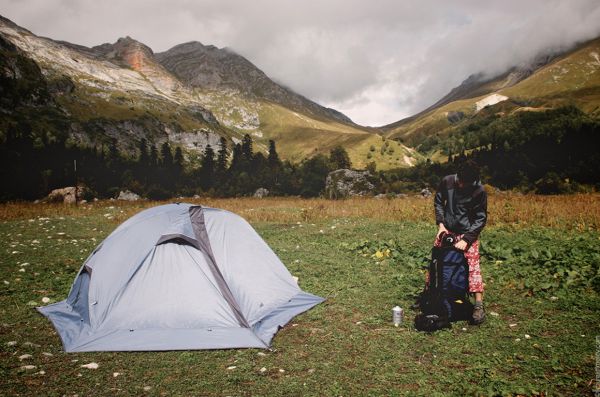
[92,37,183,95]
[253,188,269,198]
[325,169,375,199]
[117,190,141,201]
[43,186,87,204]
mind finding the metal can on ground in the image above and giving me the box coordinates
[392,306,403,326]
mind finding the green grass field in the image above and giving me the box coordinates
[1,199,599,396]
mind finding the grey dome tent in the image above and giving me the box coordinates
[38,203,323,352]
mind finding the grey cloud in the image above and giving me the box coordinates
[1,0,599,126]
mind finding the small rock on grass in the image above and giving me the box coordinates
[7,341,17,346]
[113,372,121,377]
[81,362,99,369]
[143,386,152,391]
[21,365,36,370]
[18,354,32,360]
[226,366,236,370]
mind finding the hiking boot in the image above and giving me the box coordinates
[472,302,485,325]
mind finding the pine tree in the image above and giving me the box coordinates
[329,146,351,170]
[199,144,216,190]
[267,139,281,167]
[230,143,243,172]
[217,137,229,173]
[174,147,184,171]
[138,138,149,165]
[160,142,173,168]
[241,134,254,164]
[149,144,159,167]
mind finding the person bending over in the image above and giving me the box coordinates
[434,160,488,324]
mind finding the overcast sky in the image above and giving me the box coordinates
[2,0,600,126]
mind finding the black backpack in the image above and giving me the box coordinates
[414,234,473,332]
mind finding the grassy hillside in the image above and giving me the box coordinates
[385,37,600,155]
[197,90,421,169]
[1,196,598,396]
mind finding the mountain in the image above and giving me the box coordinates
[382,37,600,157]
[156,41,351,123]
[0,16,418,169]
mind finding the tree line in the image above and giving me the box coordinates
[0,124,353,201]
[381,106,600,194]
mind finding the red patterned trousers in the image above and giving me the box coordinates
[430,234,484,293]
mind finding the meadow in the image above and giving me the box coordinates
[1,194,599,396]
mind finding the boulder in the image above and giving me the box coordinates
[325,169,375,199]
[447,111,465,123]
[44,186,86,204]
[253,188,269,198]
[117,190,141,201]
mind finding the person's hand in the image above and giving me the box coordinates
[436,223,448,239]
[454,240,468,251]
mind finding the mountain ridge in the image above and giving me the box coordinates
[382,36,600,155]
[0,15,417,169]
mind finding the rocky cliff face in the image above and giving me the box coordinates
[93,37,184,95]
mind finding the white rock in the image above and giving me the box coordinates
[21,365,36,370]
[143,386,152,391]
[278,368,285,373]
[226,366,237,370]
[475,94,508,112]
[113,372,121,377]
[42,297,50,304]
[490,311,499,317]
[524,334,531,339]
[81,362,99,369]
[7,341,17,346]
[257,352,266,357]
[19,354,33,360]
[509,323,517,328]
[550,296,558,301]
[42,352,53,357]
[259,367,267,373]
[35,370,45,375]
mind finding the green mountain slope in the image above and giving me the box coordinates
[383,37,600,158]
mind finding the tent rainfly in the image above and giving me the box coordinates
[38,203,324,352]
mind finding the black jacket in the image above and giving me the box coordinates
[434,174,487,244]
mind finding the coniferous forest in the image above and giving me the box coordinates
[1,104,600,201]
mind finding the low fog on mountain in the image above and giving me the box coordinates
[3,0,600,125]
